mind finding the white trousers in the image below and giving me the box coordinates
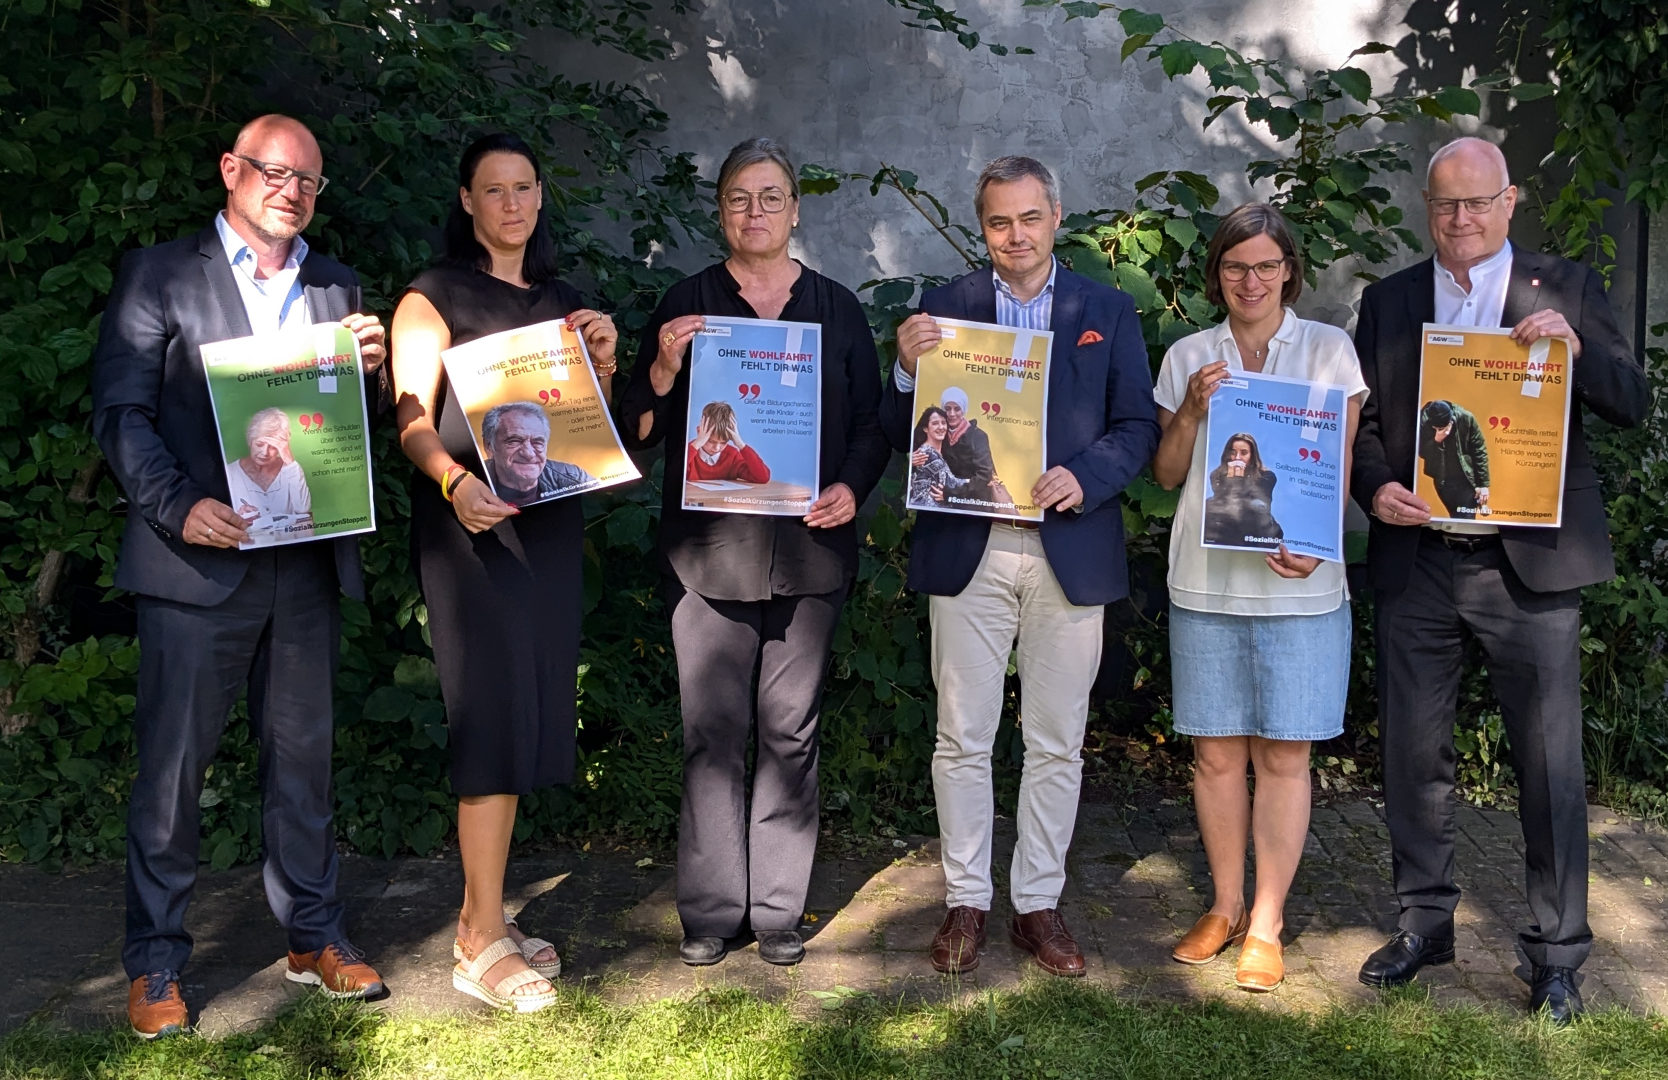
[929,524,1104,913]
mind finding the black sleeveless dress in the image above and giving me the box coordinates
[403,265,586,796]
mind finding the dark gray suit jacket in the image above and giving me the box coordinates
[92,224,370,606]
[1350,248,1648,594]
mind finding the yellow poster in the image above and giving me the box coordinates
[907,317,1051,522]
[440,319,639,508]
[1413,323,1572,527]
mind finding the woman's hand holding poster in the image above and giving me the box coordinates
[1414,323,1571,526]
[199,323,376,549]
[906,317,1051,522]
[440,319,639,508]
[682,316,822,516]
[1202,371,1348,563]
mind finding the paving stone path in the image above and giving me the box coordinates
[3,796,1664,1036]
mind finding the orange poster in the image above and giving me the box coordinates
[1413,323,1572,527]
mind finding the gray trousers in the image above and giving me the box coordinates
[1376,533,1591,969]
[124,544,345,978]
[666,581,844,938]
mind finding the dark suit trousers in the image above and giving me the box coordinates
[123,544,346,978]
[1376,532,1591,969]
[665,581,845,937]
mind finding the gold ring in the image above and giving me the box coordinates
[662,332,676,346]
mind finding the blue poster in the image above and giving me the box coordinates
[1201,371,1347,563]
[682,316,822,517]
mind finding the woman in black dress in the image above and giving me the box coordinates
[618,137,890,968]
[390,134,618,1012]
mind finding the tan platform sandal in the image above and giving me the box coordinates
[453,918,561,979]
[453,935,558,1013]
[1234,935,1285,992]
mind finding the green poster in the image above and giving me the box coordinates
[199,323,377,549]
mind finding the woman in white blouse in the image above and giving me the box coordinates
[1151,203,1367,992]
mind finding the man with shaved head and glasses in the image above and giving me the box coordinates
[1349,135,1647,1022]
[92,114,389,1038]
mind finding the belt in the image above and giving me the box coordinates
[999,518,1040,531]
[1424,530,1501,553]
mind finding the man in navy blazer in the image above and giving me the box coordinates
[91,115,389,1037]
[880,156,1159,978]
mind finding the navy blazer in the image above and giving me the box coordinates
[1350,249,1647,595]
[879,266,1160,606]
[92,224,372,606]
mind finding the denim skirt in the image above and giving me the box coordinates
[1168,603,1351,741]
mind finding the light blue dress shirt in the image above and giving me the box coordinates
[893,258,1058,391]
[213,211,311,335]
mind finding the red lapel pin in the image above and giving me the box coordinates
[1531,278,1541,288]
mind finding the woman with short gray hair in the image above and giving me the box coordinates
[617,137,891,969]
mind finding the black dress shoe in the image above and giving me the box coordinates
[756,930,805,966]
[1530,965,1583,1025]
[1358,929,1455,988]
[679,936,727,966]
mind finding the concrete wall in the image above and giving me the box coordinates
[543,0,1567,330]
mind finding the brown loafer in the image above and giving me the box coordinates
[1172,910,1250,965]
[930,906,987,973]
[1235,935,1284,992]
[1010,908,1086,977]
[286,940,386,999]
[128,971,189,1040]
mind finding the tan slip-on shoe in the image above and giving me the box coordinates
[1235,935,1285,992]
[1172,910,1251,965]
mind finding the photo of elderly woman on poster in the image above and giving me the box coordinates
[226,406,314,539]
[685,400,772,484]
[1203,432,1283,547]
[907,404,971,508]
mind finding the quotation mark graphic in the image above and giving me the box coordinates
[1298,447,1322,463]
[297,412,325,431]
[979,401,1002,418]
[537,388,563,405]
[1488,415,1511,430]
[736,383,762,402]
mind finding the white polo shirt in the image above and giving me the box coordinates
[1154,309,1368,616]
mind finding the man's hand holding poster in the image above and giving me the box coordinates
[682,316,822,516]
[440,319,639,508]
[199,323,376,549]
[906,317,1051,522]
[1202,371,1348,563]
[1414,323,1572,526]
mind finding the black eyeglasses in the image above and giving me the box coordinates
[236,155,329,196]
[721,188,791,214]
[1219,258,1287,282]
[1425,187,1508,217]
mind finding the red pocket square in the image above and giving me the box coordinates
[1076,330,1104,347]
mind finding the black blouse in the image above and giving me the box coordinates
[618,262,890,601]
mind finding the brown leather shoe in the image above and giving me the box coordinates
[1235,935,1284,992]
[128,971,189,1040]
[1172,909,1250,965]
[930,906,987,973]
[286,940,386,999]
[1010,908,1086,977]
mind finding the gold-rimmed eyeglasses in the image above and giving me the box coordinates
[236,155,329,197]
[1425,186,1508,217]
[1219,259,1287,283]
[722,188,791,214]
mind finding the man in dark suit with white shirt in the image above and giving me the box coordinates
[92,114,389,1038]
[1349,136,1647,1022]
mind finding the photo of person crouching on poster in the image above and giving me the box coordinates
[1203,432,1283,547]
[481,401,597,507]
[1418,398,1490,519]
[686,401,771,484]
[227,407,314,540]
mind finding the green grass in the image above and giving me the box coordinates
[2,982,1665,1079]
